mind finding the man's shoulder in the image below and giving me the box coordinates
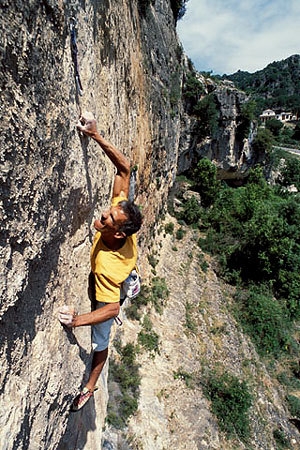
[111,195,127,206]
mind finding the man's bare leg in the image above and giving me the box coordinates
[85,348,108,391]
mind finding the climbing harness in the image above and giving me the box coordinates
[120,269,141,305]
[69,17,83,96]
[114,268,141,326]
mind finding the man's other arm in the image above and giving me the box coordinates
[77,111,130,198]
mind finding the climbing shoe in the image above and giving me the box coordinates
[70,387,98,412]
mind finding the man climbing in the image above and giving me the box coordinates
[58,111,143,411]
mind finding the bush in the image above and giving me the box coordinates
[252,127,274,155]
[273,428,291,449]
[201,370,252,441]
[164,222,174,235]
[176,227,186,240]
[234,286,292,357]
[174,368,194,388]
[192,158,221,207]
[287,394,300,418]
[119,394,138,419]
[150,277,169,314]
[277,368,300,390]
[110,343,140,394]
[138,315,160,354]
[107,342,140,429]
[126,285,151,320]
[265,118,284,136]
[185,302,197,333]
[106,412,123,429]
[198,228,222,255]
[197,253,209,272]
[179,195,202,225]
[126,277,169,319]
[183,73,205,114]
[148,253,158,268]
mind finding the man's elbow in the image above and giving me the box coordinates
[122,160,130,176]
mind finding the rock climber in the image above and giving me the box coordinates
[58,111,143,411]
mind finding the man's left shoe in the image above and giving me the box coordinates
[70,387,98,412]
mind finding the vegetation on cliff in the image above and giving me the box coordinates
[174,154,300,439]
[183,57,300,154]
[221,54,300,116]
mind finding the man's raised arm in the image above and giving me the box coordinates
[77,111,130,198]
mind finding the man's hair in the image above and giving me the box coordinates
[118,200,143,236]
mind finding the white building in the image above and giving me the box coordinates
[276,111,296,122]
[259,109,276,122]
[260,109,297,123]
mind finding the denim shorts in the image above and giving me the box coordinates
[91,302,114,352]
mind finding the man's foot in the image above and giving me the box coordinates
[70,387,97,412]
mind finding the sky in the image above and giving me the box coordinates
[177,0,300,75]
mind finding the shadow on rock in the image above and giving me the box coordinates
[57,395,97,450]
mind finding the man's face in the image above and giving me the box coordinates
[94,205,127,237]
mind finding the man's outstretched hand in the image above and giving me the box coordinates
[58,305,77,328]
[76,111,98,138]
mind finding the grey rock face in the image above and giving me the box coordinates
[0,1,274,449]
[178,79,260,179]
[0,0,182,448]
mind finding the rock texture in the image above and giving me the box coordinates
[178,80,260,180]
[1,0,292,449]
[0,1,182,448]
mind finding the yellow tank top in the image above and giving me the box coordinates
[90,197,138,303]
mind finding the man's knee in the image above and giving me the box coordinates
[92,348,108,365]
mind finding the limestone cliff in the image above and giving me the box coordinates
[178,73,260,180]
[1,1,182,448]
[1,1,292,450]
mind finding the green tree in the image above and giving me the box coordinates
[179,195,202,225]
[193,94,219,138]
[236,100,257,140]
[252,127,274,154]
[183,73,205,113]
[247,166,267,187]
[198,174,300,318]
[193,158,221,207]
[279,157,300,190]
[265,118,284,136]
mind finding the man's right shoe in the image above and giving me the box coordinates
[70,387,97,412]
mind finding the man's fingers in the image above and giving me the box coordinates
[58,312,72,318]
[58,313,72,320]
[76,120,84,131]
[58,313,73,327]
[78,111,94,125]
